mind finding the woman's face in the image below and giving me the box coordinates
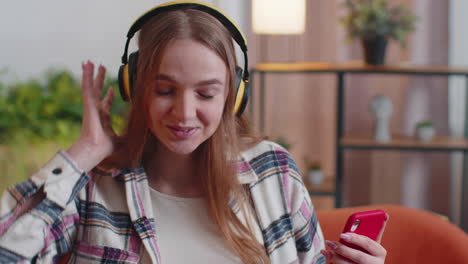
[147,38,229,155]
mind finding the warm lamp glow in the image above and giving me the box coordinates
[252,0,306,34]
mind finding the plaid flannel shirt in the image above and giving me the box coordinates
[0,140,325,263]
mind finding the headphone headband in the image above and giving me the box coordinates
[127,2,247,49]
[122,2,247,70]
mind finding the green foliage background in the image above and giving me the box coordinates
[0,70,128,192]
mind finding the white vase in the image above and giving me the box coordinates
[416,126,435,142]
[369,95,393,143]
[307,170,324,186]
[374,119,391,143]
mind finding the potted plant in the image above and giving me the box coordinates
[304,158,324,186]
[340,0,417,65]
[415,120,435,142]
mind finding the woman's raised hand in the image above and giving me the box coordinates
[66,61,117,172]
[320,216,389,264]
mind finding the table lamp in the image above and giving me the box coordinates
[252,0,306,35]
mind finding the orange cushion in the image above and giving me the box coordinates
[317,204,468,263]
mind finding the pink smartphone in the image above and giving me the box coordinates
[339,209,388,254]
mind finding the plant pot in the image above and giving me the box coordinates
[362,35,388,65]
[416,126,435,142]
[307,169,324,186]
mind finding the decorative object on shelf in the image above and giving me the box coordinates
[369,95,393,143]
[304,158,325,186]
[275,136,292,150]
[415,120,435,142]
[340,0,417,65]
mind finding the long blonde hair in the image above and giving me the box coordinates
[101,9,269,264]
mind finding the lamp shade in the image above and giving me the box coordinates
[252,0,306,34]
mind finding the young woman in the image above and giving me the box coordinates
[0,2,387,263]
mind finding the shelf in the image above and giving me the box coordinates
[253,61,468,230]
[253,61,468,76]
[306,176,335,196]
[341,135,468,151]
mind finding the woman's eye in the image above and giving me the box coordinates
[156,90,173,96]
[154,87,174,96]
[199,93,214,99]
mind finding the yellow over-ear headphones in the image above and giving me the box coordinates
[118,1,250,117]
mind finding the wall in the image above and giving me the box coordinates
[0,0,247,82]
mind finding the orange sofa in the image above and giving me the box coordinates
[317,204,468,263]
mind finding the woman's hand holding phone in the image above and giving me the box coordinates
[320,210,389,264]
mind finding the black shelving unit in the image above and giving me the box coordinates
[251,61,468,231]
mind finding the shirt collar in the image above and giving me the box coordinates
[108,152,259,185]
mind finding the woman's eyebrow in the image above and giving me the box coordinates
[154,74,223,86]
[195,79,223,87]
[154,74,176,82]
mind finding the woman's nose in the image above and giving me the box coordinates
[172,92,196,121]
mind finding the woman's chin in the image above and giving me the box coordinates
[165,142,201,156]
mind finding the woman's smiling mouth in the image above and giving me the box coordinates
[167,125,198,139]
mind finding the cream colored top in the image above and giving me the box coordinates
[140,187,241,263]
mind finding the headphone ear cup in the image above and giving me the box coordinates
[118,64,130,102]
[234,66,249,116]
[118,51,139,102]
[237,79,249,117]
[127,51,139,100]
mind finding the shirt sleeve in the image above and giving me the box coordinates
[0,150,89,263]
[286,154,326,264]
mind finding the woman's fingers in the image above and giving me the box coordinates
[81,61,106,101]
[320,249,333,261]
[100,87,117,139]
[326,240,372,263]
[325,236,387,263]
[340,233,386,257]
[81,61,97,127]
[93,64,106,98]
[102,87,115,114]
[81,61,94,104]
[81,61,111,115]
[80,60,115,138]
[321,248,355,264]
